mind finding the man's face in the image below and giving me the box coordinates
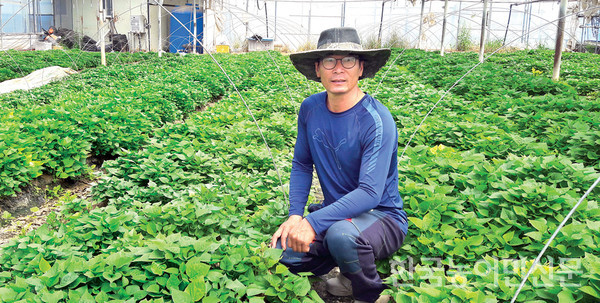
[315,55,364,96]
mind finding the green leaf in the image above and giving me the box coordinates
[514,206,527,217]
[275,264,288,274]
[41,290,65,303]
[102,271,122,283]
[226,279,246,294]
[409,217,423,229]
[0,288,18,301]
[249,297,265,303]
[106,251,134,269]
[125,285,141,296]
[145,283,160,293]
[39,257,51,273]
[185,258,210,280]
[526,231,543,241]
[415,286,444,298]
[171,288,193,303]
[579,286,600,298]
[220,256,234,271]
[79,288,95,303]
[63,158,75,167]
[95,291,109,302]
[201,296,220,303]
[502,230,514,242]
[292,278,311,296]
[167,274,181,290]
[58,272,79,288]
[184,277,206,301]
[263,248,283,264]
[529,218,548,233]
[150,262,166,275]
[557,289,574,302]
[246,285,266,297]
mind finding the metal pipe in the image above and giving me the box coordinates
[552,0,568,80]
[417,0,425,49]
[203,0,207,53]
[526,3,533,46]
[80,0,83,48]
[147,0,151,52]
[0,4,3,50]
[478,0,488,62]
[341,0,346,27]
[308,2,312,39]
[378,0,386,46]
[193,0,197,54]
[503,4,514,45]
[158,0,162,56]
[456,1,461,47]
[440,0,449,55]
[487,1,493,42]
[265,0,269,37]
[99,0,106,66]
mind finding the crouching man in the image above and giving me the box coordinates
[270,27,408,303]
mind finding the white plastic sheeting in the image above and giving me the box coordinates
[0,34,51,51]
[0,66,77,95]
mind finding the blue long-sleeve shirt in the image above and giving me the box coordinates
[289,92,408,235]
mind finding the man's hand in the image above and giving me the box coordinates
[288,218,316,253]
[270,215,303,250]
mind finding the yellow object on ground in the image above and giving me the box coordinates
[216,45,230,53]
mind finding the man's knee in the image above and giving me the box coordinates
[326,220,358,249]
[325,220,362,272]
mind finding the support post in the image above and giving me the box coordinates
[417,0,425,49]
[265,1,269,37]
[378,0,386,46]
[146,0,150,52]
[157,0,162,56]
[245,0,249,38]
[341,0,346,27]
[32,0,38,32]
[0,4,3,50]
[479,0,488,62]
[99,0,106,66]
[193,0,197,54]
[487,2,493,41]
[456,1,462,47]
[308,2,312,40]
[440,0,449,56]
[552,0,568,81]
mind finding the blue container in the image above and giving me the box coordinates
[169,4,203,53]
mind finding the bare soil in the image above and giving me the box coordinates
[312,267,354,303]
[0,176,94,247]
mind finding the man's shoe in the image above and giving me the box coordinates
[326,273,353,296]
[354,294,391,303]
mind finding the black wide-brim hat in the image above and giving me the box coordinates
[290,27,391,82]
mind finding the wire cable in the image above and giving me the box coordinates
[156,2,289,203]
[510,174,600,302]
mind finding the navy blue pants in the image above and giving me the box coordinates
[277,209,405,302]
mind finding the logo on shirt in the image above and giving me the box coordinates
[313,128,346,169]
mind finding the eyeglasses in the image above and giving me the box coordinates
[320,56,358,70]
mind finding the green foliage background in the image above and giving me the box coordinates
[0,48,599,302]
